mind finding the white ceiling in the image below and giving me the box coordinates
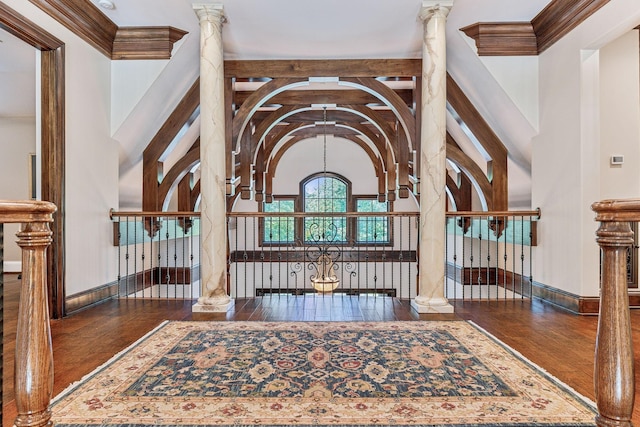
[0,0,552,118]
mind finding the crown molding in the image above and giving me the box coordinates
[28,0,187,60]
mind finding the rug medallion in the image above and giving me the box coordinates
[52,321,596,426]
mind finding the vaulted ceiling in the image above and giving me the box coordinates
[3,0,605,212]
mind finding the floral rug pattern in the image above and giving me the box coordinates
[52,321,596,426]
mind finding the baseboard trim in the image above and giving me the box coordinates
[65,281,119,315]
[3,261,22,273]
[528,281,640,315]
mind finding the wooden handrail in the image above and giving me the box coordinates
[0,200,56,427]
[591,199,637,427]
[110,209,541,219]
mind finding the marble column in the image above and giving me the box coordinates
[412,0,455,314]
[192,3,232,312]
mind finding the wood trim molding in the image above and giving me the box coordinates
[28,0,186,60]
[460,0,611,56]
[28,0,116,57]
[460,22,537,56]
[112,26,188,60]
[1,2,66,319]
[532,0,610,54]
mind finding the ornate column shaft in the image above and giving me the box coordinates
[412,0,455,314]
[192,3,232,312]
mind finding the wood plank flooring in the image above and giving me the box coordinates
[3,273,640,425]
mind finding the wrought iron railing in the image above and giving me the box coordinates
[228,212,418,299]
[110,210,539,302]
[110,211,201,299]
[445,210,540,300]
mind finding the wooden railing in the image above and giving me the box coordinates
[0,200,56,427]
[592,199,637,427]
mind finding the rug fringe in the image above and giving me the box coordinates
[467,320,597,410]
[51,319,171,405]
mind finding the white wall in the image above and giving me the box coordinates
[111,60,168,135]
[4,1,119,296]
[480,56,539,130]
[599,30,640,199]
[532,0,640,297]
[0,118,36,270]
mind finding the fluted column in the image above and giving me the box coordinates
[192,3,232,312]
[412,0,455,314]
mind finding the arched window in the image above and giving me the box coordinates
[302,173,349,243]
[261,172,390,245]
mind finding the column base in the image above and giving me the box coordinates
[192,297,233,313]
[411,296,454,314]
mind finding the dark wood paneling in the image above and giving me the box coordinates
[533,0,610,53]
[28,0,116,57]
[460,22,537,56]
[225,59,422,78]
[112,26,188,60]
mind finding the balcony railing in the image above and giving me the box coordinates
[110,210,538,303]
[228,212,419,299]
[0,200,56,427]
[445,210,540,300]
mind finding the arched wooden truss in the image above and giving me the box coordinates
[141,60,510,219]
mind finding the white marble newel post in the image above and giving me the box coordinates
[192,3,232,312]
[412,0,455,314]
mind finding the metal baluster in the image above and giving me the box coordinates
[520,216,525,300]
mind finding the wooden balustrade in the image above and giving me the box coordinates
[592,199,638,427]
[0,200,56,427]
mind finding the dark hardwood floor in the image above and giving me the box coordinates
[3,273,639,425]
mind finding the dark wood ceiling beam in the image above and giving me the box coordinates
[290,125,360,138]
[234,89,414,108]
[225,59,421,78]
[446,73,507,209]
[157,140,200,209]
[460,22,537,56]
[232,77,307,142]
[142,78,200,211]
[28,0,186,59]
[460,0,610,56]
[446,139,494,209]
[112,26,187,60]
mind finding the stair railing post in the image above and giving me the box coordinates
[593,200,636,427]
[14,219,55,427]
[0,201,56,427]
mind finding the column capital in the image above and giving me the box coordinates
[419,0,454,21]
[193,3,225,24]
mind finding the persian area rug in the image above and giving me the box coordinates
[52,321,596,427]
